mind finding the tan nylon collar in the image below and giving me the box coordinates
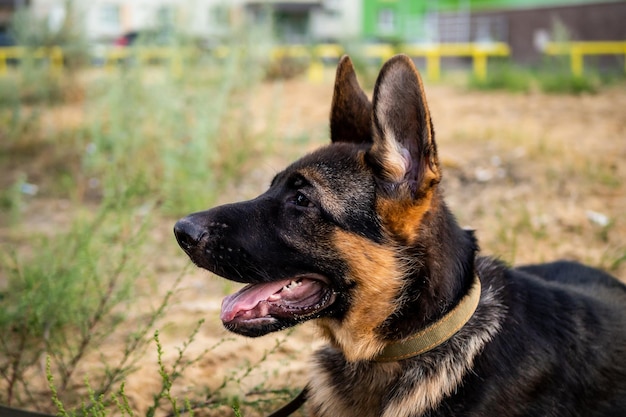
[374,274,482,362]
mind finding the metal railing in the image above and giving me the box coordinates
[0,46,64,75]
[0,43,510,81]
[1,41,624,80]
[403,43,510,81]
[272,43,510,81]
[544,41,626,77]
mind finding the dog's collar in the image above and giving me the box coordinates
[374,274,482,362]
[266,275,481,417]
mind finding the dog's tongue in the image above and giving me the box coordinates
[220,278,323,323]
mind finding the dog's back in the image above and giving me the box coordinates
[460,258,626,416]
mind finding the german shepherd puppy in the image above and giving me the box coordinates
[174,55,626,416]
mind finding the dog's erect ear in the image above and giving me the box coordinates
[368,54,440,198]
[330,55,373,144]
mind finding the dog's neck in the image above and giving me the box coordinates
[377,200,479,340]
[316,198,479,363]
[374,272,481,361]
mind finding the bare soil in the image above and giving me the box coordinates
[5,76,626,416]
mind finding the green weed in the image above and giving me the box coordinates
[76,48,276,215]
[468,61,533,93]
[466,56,623,95]
[0,174,27,224]
[1,14,305,414]
[0,204,141,406]
[536,64,600,95]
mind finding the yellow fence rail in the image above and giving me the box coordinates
[2,41,624,81]
[102,47,188,76]
[544,41,626,77]
[273,43,510,81]
[0,46,63,75]
[0,43,509,81]
[404,43,510,81]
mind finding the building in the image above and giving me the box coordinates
[450,1,626,64]
[3,0,360,44]
[361,0,425,42]
[2,0,624,67]
[242,1,362,43]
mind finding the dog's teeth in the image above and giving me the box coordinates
[268,293,281,301]
[282,280,301,292]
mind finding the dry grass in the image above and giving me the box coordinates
[1,73,625,416]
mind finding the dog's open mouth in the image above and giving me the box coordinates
[220,274,335,327]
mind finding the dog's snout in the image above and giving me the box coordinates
[174,218,206,252]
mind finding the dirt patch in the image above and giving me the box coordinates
[3,76,626,416]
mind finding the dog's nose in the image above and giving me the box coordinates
[173,218,205,252]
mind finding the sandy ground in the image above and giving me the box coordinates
[5,76,626,416]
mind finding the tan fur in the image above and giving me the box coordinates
[375,132,411,183]
[382,282,505,417]
[371,55,440,186]
[307,358,401,417]
[307,281,506,417]
[315,231,404,361]
[380,332,488,417]
[377,191,434,243]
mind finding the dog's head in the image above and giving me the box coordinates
[175,55,473,361]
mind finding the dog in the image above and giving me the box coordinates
[174,55,626,417]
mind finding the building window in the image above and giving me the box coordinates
[377,9,395,33]
[325,0,341,12]
[210,5,229,26]
[99,4,120,30]
[157,6,175,27]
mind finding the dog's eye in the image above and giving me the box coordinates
[294,192,314,208]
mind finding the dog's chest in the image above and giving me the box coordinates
[307,354,396,417]
[306,347,453,417]
[305,333,490,417]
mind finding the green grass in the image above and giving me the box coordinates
[76,51,275,216]
[0,17,311,414]
[468,61,533,93]
[2,18,624,414]
[1,8,306,416]
[468,58,624,94]
[1,203,145,406]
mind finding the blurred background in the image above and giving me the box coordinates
[0,0,625,416]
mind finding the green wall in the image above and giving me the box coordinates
[362,0,425,41]
[435,0,615,10]
[362,0,614,41]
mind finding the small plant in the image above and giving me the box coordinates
[44,324,299,416]
[45,320,207,417]
[468,61,532,93]
[79,45,277,216]
[0,200,173,411]
[2,2,87,105]
[10,0,89,71]
[0,12,298,414]
[0,174,28,225]
[146,323,206,417]
[264,55,309,80]
[466,57,621,95]
[536,67,599,94]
